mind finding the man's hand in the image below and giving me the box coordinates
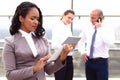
[81,53,88,63]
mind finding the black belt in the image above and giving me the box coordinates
[87,57,107,62]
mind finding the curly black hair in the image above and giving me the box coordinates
[9,1,45,38]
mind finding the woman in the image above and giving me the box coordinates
[2,1,72,80]
[52,9,75,80]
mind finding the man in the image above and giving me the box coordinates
[78,9,115,80]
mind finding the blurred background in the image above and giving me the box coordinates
[0,0,120,79]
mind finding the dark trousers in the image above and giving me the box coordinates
[85,58,108,80]
[54,56,73,80]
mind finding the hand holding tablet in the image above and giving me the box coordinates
[47,36,81,63]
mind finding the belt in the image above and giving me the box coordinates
[87,57,107,62]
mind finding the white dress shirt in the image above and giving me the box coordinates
[78,21,115,58]
[52,20,73,56]
[19,29,38,57]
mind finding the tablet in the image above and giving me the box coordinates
[62,36,81,45]
[47,47,62,63]
[47,36,81,63]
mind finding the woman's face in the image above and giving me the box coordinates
[62,13,75,25]
[19,7,39,33]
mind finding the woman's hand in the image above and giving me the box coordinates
[71,43,77,49]
[33,54,51,72]
[60,44,73,61]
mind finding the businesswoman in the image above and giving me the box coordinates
[2,1,72,80]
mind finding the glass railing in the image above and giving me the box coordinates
[0,15,120,78]
[0,40,120,78]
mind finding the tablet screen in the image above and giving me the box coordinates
[62,36,81,45]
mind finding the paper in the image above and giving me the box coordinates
[62,36,81,45]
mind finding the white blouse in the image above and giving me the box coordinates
[19,29,38,57]
[52,20,73,56]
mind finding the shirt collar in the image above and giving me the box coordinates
[19,29,33,37]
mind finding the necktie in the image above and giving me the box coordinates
[89,28,97,58]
